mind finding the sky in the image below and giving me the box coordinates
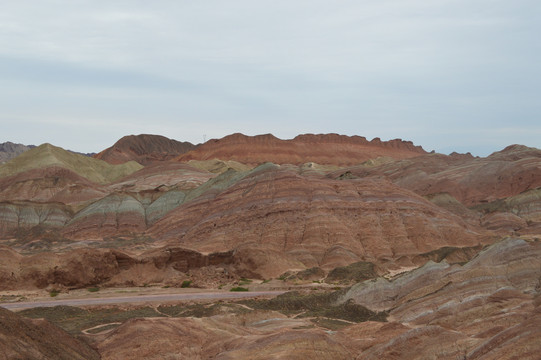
[1,1,540,156]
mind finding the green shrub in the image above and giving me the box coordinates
[181,280,192,288]
[230,287,249,292]
[49,290,59,297]
[87,287,100,292]
[239,278,252,285]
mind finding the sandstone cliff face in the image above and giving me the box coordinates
[149,164,486,278]
[0,243,237,290]
[95,134,196,165]
[175,133,427,166]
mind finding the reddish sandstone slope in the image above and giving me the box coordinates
[0,307,100,360]
[148,164,486,278]
[175,133,426,166]
[339,238,541,359]
[95,134,196,165]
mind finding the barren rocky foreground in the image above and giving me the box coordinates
[1,133,540,359]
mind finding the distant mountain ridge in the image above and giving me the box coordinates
[175,133,427,166]
[0,141,35,163]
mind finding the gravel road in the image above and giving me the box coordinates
[0,291,286,310]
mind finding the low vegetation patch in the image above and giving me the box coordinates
[416,245,484,264]
[325,261,377,284]
[230,286,249,292]
[241,289,387,323]
[181,280,192,288]
[238,278,252,285]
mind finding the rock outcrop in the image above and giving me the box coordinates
[0,244,237,290]
[95,134,196,165]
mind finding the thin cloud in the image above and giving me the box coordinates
[0,1,539,155]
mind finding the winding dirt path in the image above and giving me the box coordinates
[0,291,286,310]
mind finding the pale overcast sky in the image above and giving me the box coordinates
[1,1,539,155]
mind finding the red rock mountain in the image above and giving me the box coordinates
[1,136,540,287]
[95,134,196,165]
[175,133,427,166]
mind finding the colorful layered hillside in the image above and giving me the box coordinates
[175,133,427,166]
[148,164,488,278]
[95,134,196,165]
[330,145,541,206]
[1,134,540,290]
